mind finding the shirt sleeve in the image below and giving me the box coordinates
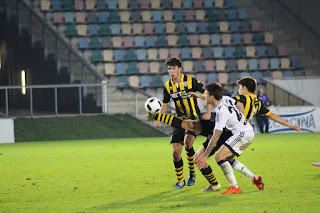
[233,95,247,105]
[193,78,205,93]
[259,100,271,116]
[162,87,170,105]
[214,109,227,131]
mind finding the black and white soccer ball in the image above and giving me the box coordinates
[145,97,162,113]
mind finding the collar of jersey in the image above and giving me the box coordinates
[171,73,184,84]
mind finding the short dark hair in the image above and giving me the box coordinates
[205,82,223,100]
[165,58,182,68]
[237,76,257,93]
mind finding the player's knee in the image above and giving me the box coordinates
[172,150,181,161]
[214,153,222,162]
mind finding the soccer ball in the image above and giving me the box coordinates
[145,97,162,113]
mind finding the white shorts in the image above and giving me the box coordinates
[224,130,255,157]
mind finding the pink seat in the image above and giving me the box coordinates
[123,36,134,47]
[139,63,149,73]
[144,23,154,34]
[53,12,64,24]
[140,0,150,9]
[159,48,169,59]
[169,48,180,58]
[194,0,203,8]
[259,59,269,70]
[167,35,178,46]
[205,60,215,71]
[189,35,199,45]
[150,62,160,73]
[200,35,210,45]
[185,10,195,21]
[218,73,229,84]
[237,59,248,70]
[243,33,253,44]
[192,48,201,59]
[278,45,287,56]
[196,74,206,84]
[75,0,85,10]
[251,21,261,31]
[166,23,176,33]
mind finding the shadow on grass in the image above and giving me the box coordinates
[91,188,228,212]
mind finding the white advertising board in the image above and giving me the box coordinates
[0,119,15,143]
[268,106,320,133]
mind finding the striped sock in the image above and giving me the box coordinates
[174,159,184,182]
[154,113,182,128]
[201,166,219,185]
[186,148,195,175]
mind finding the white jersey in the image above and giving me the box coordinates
[214,96,253,134]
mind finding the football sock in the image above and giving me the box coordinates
[200,166,219,185]
[174,159,184,182]
[230,159,254,181]
[217,159,238,188]
[186,148,195,175]
[154,113,182,128]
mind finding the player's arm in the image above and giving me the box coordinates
[233,95,246,113]
[267,112,301,131]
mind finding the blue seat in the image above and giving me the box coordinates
[239,22,250,32]
[232,33,242,44]
[161,0,171,9]
[216,10,226,20]
[229,72,239,83]
[251,71,261,83]
[110,24,121,35]
[198,22,208,33]
[270,58,280,69]
[291,58,301,68]
[238,9,247,19]
[283,70,294,77]
[152,75,163,87]
[173,11,184,21]
[213,47,224,58]
[256,46,266,57]
[114,50,124,61]
[116,63,126,74]
[207,73,218,82]
[146,36,155,47]
[88,25,98,36]
[225,0,234,7]
[181,48,191,59]
[227,9,237,20]
[186,22,197,33]
[248,59,259,70]
[226,60,236,70]
[107,0,118,9]
[137,49,147,60]
[266,45,277,56]
[154,23,165,34]
[87,12,97,23]
[210,34,221,45]
[229,21,239,32]
[162,74,171,84]
[96,0,106,9]
[131,11,141,22]
[129,0,139,9]
[204,0,214,8]
[240,72,250,79]
[98,12,108,23]
[51,0,62,11]
[202,47,213,58]
[79,37,89,49]
[225,47,235,58]
[64,12,74,23]
[194,61,204,71]
[134,36,145,47]
[152,11,162,21]
[176,23,186,33]
[140,75,151,87]
[182,0,193,8]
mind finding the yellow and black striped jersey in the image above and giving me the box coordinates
[234,94,271,122]
[163,74,204,120]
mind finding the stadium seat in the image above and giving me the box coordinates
[140,75,151,87]
[131,11,141,22]
[213,47,224,58]
[121,24,132,35]
[123,36,134,48]
[98,12,108,22]
[210,34,221,45]
[196,10,206,21]
[176,23,186,33]
[181,48,191,59]
[219,21,229,32]
[140,0,150,8]
[167,35,178,46]
[229,21,239,32]
[216,10,226,20]
[186,22,197,33]
[253,33,264,44]
[156,36,167,47]
[163,10,173,21]
[90,37,100,49]
[227,9,236,20]
[262,71,272,78]
[216,60,226,71]
[173,0,182,8]
[185,10,195,21]
[103,50,113,61]
[148,49,158,60]
[194,60,204,71]
[198,22,208,33]
[191,48,202,59]
[246,46,256,57]
[202,47,213,58]
[151,0,160,9]
[116,63,126,74]
[125,49,136,61]
[75,12,86,23]
[221,34,232,44]
[235,46,245,58]
[118,0,128,9]
[174,10,184,21]
[117,76,128,88]
[152,11,163,21]
[251,71,261,83]
[215,0,224,7]
[240,71,250,79]
[146,36,156,47]
[88,25,98,36]
[91,50,102,63]
[132,23,143,34]
[225,47,235,58]
[229,72,239,84]
[119,11,130,22]
[52,0,62,11]
[205,60,215,72]
[178,35,189,46]
[107,0,118,9]
[114,50,124,61]
[166,23,176,34]
[129,0,138,9]
[248,59,258,70]
[189,35,199,45]
[96,0,106,9]
[104,63,115,75]
[204,0,214,8]
[208,22,219,33]
[278,45,288,56]
[259,59,269,69]
[150,62,160,73]
[195,74,206,85]
[100,24,110,35]
[127,63,138,75]
[139,62,149,73]
[53,12,64,24]
[129,76,140,87]
[200,35,210,45]
[264,32,274,43]
[41,0,51,11]
[194,0,203,8]
[272,71,283,78]
[183,0,193,8]
[183,61,194,72]
[109,11,120,22]
[251,21,261,31]
[64,12,75,23]
[79,37,89,49]
[110,24,121,35]
[226,60,236,70]
[160,63,167,73]
[112,36,122,48]
[283,70,294,77]
[87,12,96,23]
[155,23,165,34]
[66,25,77,36]
[169,48,180,58]
[237,59,248,70]
[240,22,250,32]
[159,48,169,59]
[243,33,253,44]
[256,46,266,57]
[291,58,301,68]
[152,75,163,87]
[134,36,144,47]
[74,0,85,10]
[238,8,247,19]
[85,0,95,10]
[137,49,147,60]
[207,73,218,82]
[142,11,152,21]
[232,33,242,44]
[280,58,290,69]
[225,0,234,7]
[266,45,277,56]
[163,75,171,85]
[270,58,280,69]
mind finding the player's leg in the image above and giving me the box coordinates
[312,160,320,166]
[184,132,197,186]
[194,145,221,192]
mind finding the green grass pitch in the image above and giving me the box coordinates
[1,133,320,212]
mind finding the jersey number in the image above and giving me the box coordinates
[228,106,247,125]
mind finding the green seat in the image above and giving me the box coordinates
[65,25,77,37]
[207,22,219,33]
[235,46,245,58]
[177,35,188,46]
[127,63,138,75]
[125,49,136,61]
[205,10,216,20]
[253,33,264,44]
[156,36,167,47]
[91,50,102,63]
[63,0,73,11]
[90,37,100,49]
[151,75,162,87]
[109,11,120,22]
[118,76,128,88]
[262,71,272,78]
[100,24,110,35]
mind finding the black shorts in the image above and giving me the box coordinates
[202,128,233,157]
[171,127,197,144]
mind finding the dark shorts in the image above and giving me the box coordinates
[171,127,197,144]
[202,128,233,157]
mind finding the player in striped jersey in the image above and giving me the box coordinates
[148,76,300,191]
[157,58,212,190]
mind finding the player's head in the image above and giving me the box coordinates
[237,76,257,95]
[205,82,223,102]
[165,58,182,81]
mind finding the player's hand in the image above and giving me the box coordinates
[292,125,301,131]
[188,92,205,99]
[155,121,162,128]
[195,154,208,170]
[202,112,211,120]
